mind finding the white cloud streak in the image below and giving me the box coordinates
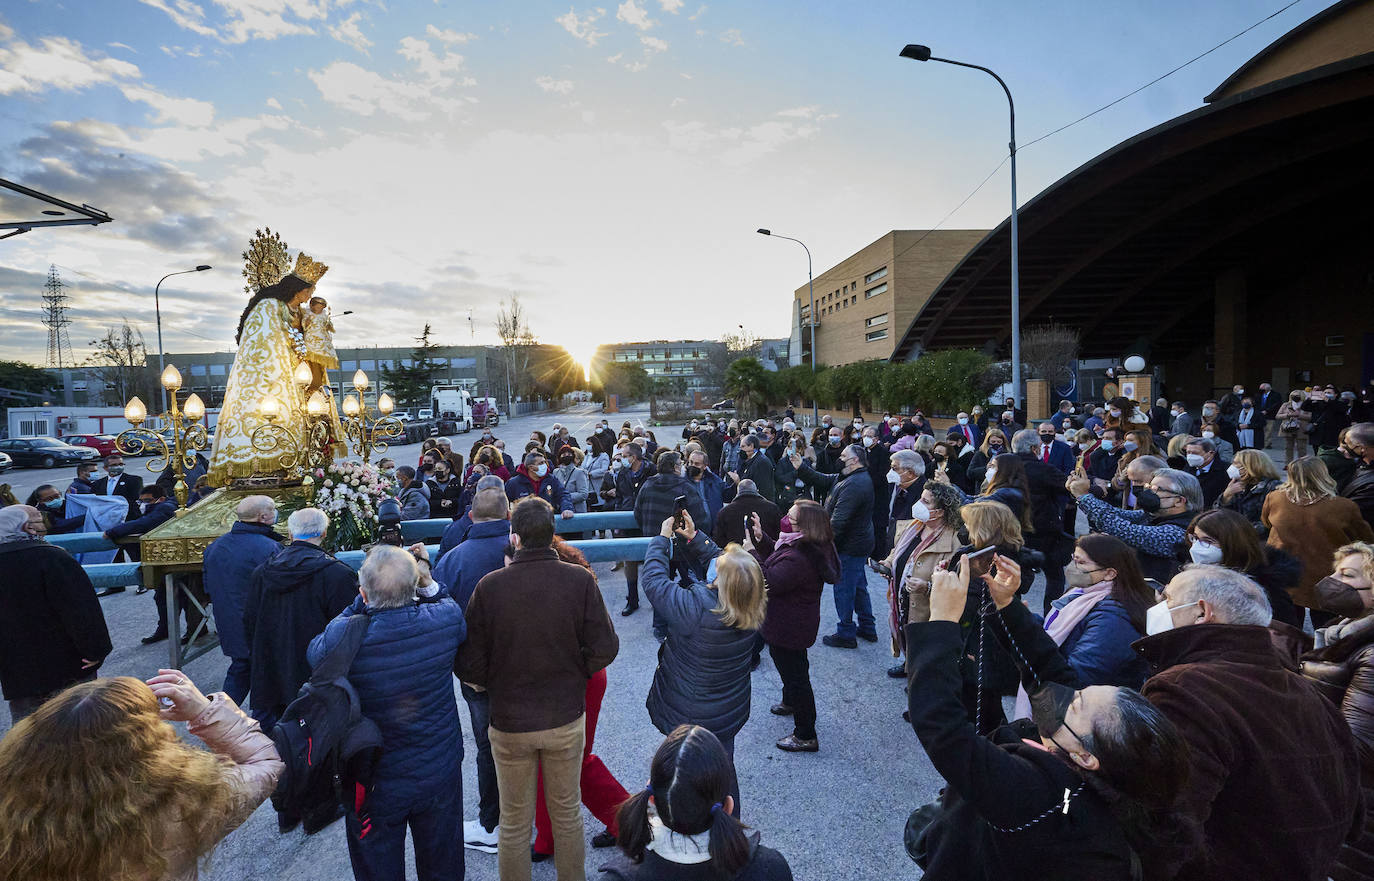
[556,6,608,46]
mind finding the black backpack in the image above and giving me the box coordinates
[270,614,384,829]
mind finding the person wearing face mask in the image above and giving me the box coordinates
[202,495,285,708]
[1035,422,1076,475]
[879,481,959,679]
[1183,439,1229,508]
[861,426,895,559]
[105,485,182,644]
[89,453,142,522]
[1049,399,1075,432]
[552,445,591,525]
[1086,426,1126,486]
[1167,400,1196,438]
[952,410,981,447]
[930,434,970,494]
[967,428,1007,489]
[718,421,742,477]
[1308,387,1356,452]
[1341,422,1374,530]
[1069,468,1201,584]
[905,556,1197,881]
[1300,542,1374,881]
[1276,390,1313,463]
[25,484,84,535]
[503,451,575,520]
[1139,564,1362,881]
[1082,406,1106,436]
[393,465,432,521]
[683,449,727,535]
[634,451,712,626]
[999,396,1025,428]
[427,459,465,520]
[1215,448,1283,529]
[747,499,840,752]
[728,433,777,505]
[1185,508,1302,630]
[1234,394,1265,451]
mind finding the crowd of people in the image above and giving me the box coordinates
[3,378,1374,881]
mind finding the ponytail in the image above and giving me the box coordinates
[706,801,750,877]
[613,789,654,864]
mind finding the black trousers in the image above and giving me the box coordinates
[769,644,817,741]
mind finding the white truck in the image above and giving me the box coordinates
[430,384,474,433]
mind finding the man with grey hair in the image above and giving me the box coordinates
[712,476,782,547]
[885,448,926,548]
[504,450,574,519]
[1012,429,1075,612]
[203,494,284,707]
[1138,564,1362,881]
[1068,467,1200,583]
[0,505,111,721]
[244,506,359,834]
[309,543,468,879]
[1184,437,1229,507]
[792,442,875,648]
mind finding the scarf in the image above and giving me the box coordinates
[646,809,711,864]
[1014,580,1114,719]
[775,530,806,548]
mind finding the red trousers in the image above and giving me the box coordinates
[533,667,629,855]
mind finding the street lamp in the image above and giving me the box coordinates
[154,264,212,417]
[899,43,1022,407]
[757,229,818,426]
[338,369,403,463]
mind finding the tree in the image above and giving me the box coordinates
[601,363,651,401]
[241,227,291,294]
[724,357,771,419]
[379,324,443,409]
[722,328,761,360]
[0,360,55,418]
[1020,323,1080,386]
[496,295,537,404]
[86,322,152,407]
[904,349,1006,415]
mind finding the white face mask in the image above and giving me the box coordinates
[1078,442,1090,451]
[1146,599,1199,635]
[1189,541,1224,565]
[862,436,875,448]
[1109,408,1122,417]
[1186,453,1205,468]
[1226,464,1242,480]
[886,469,901,484]
[910,500,931,522]
[1201,431,1215,439]
[853,419,863,427]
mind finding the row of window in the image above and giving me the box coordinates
[818,266,889,308]
[613,349,706,361]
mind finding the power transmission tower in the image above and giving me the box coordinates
[42,264,74,368]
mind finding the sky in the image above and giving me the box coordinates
[0,0,1326,370]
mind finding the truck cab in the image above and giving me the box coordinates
[430,384,474,434]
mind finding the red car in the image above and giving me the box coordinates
[61,434,121,458]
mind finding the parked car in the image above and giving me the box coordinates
[0,451,11,473]
[417,408,433,420]
[61,434,121,458]
[709,399,736,412]
[396,412,413,422]
[0,437,100,469]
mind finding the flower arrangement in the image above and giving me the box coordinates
[312,460,395,550]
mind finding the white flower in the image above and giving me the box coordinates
[323,479,334,488]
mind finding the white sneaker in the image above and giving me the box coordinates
[463,819,498,853]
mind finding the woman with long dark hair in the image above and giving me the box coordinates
[1188,508,1304,629]
[603,725,794,881]
[746,499,839,753]
[209,260,323,486]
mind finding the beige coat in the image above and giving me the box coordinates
[163,695,284,881]
[884,522,961,627]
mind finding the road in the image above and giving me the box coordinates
[1,400,1010,879]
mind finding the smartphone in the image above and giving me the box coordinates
[871,560,893,577]
[673,495,688,530]
[964,545,997,581]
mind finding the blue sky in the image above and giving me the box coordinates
[0,0,1325,367]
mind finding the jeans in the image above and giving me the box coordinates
[461,683,499,832]
[223,656,251,708]
[769,644,817,741]
[489,716,587,881]
[833,553,876,640]
[345,777,464,881]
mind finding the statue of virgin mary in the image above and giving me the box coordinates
[206,253,328,486]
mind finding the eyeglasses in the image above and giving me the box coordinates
[1187,534,1219,547]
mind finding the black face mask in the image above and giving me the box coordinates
[1135,488,1161,513]
[932,453,945,464]
[956,525,971,546]
[686,465,703,480]
[1029,682,1077,741]
[1315,576,1369,618]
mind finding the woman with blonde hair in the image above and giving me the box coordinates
[1264,456,1374,628]
[967,428,1007,488]
[0,671,282,881]
[1165,433,1194,470]
[641,511,764,814]
[1216,448,1284,529]
[952,499,1025,733]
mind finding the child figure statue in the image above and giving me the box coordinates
[301,295,347,457]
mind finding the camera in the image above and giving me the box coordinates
[377,497,403,547]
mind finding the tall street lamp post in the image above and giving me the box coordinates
[756,229,818,426]
[154,265,212,417]
[900,43,1021,406]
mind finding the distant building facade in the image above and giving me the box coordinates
[591,340,727,391]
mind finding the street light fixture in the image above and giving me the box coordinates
[900,43,1022,407]
[154,264,213,417]
[756,228,818,426]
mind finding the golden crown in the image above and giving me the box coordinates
[290,252,329,285]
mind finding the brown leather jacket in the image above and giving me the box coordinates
[162,695,284,881]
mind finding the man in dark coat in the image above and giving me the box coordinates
[105,483,183,643]
[92,453,143,520]
[202,495,283,708]
[1140,565,1362,881]
[0,505,112,721]
[504,450,573,517]
[793,443,875,648]
[1034,422,1077,474]
[1185,438,1230,508]
[713,479,781,547]
[1013,430,1074,612]
[1341,423,1374,529]
[730,433,776,503]
[862,426,894,559]
[603,442,655,616]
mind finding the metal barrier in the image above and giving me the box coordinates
[398,510,638,543]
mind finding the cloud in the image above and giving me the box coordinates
[397,35,470,85]
[137,0,220,38]
[138,0,326,44]
[616,0,654,30]
[640,35,667,52]
[535,75,575,95]
[688,4,706,20]
[426,24,477,44]
[328,12,373,53]
[659,0,684,11]
[117,86,216,127]
[660,106,833,166]
[0,35,141,95]
[159,44,205,57]
[719,28,745,46]
[266,96,283,109]
[556,6,607,46]
[309,61,440,121]
[108,42,138,53]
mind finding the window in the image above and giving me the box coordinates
[341,360,357,371]
[210,363,226,375]
[865,282,888,299]
[842,300,848,309]
[1326,335,1346,347]
[190,364,207,376]
[360,360,377,371]
[864,267,888,284]
[865,329,889,342]
[866,313,888,327]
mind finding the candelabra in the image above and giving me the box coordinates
[340,369,402,464]
[250,361,337,484]
[117,365,210,512]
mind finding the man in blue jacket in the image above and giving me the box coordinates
[1035,422,1077,475]
[202,495,283,707]
[105,484,180,645]
[309,544,467,881]
[504,451,574,519]
[431,486,509,854]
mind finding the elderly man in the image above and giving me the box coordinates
[1341,422,1374,528]
[0,505,111,722]
[792,443,876,648]
[1048,399,1075,432]
[1184,438,1230,507]
[862,426,895,559]
[1069,467,1200,584]
[685,448,728,534]
[439,475,507,558]
[885,448,926,551]
[728,433,776,504]
[309,544,467,880]
[712,478,781,547]
[202,495,283,707]
[244,506,359,835]
[394,465,432,521]
[504,450,574,519]
[1140,565,1362,881]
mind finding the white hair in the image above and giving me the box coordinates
[1169,564,1272,626]
[287,507,330,540]
[0,506,32,542]
[360,544,418,610]
[890,449,924,477]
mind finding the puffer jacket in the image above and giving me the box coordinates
[1056,596,1148,688]
[202,521,284,659]
[642,533,755,740]
[554,463,591,513]
[750,531,839,651]
[796,461,874,557]
[397,480,431,521]
[308,594,467,806]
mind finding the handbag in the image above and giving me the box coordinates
[903,792,948,867]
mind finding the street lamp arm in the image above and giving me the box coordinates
[926,56,1015,145]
